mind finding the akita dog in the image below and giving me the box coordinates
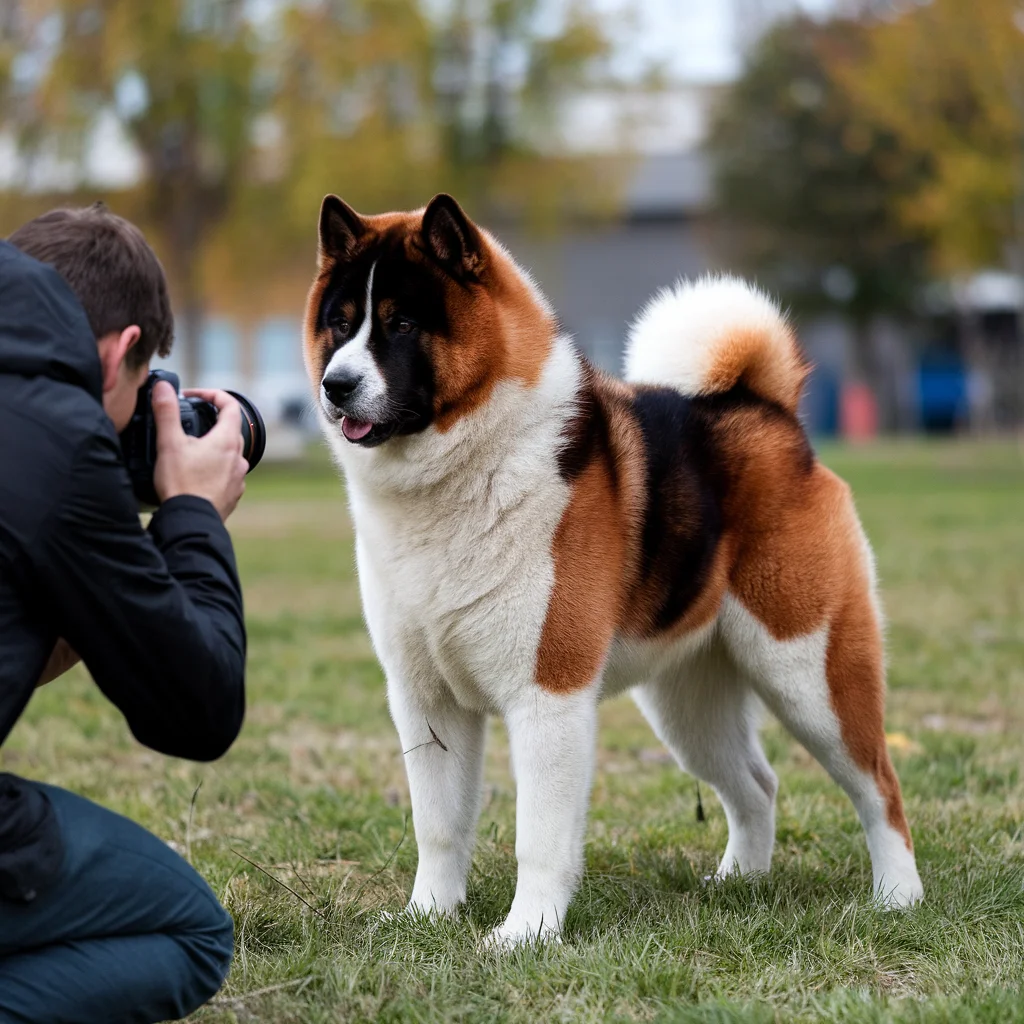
[304,193,923,946]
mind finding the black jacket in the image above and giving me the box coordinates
[0,240,246,762]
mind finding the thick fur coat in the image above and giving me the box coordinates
[304,194,922,945]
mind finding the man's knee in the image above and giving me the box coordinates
[176,897,234,1011]
[3,782,237,1017]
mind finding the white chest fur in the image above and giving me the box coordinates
[327,338,581,714]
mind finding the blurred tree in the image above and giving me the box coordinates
[265,0,436,238]
[435,0,613,228]
[841,0,1024,278]
[262,0,611,232]
[706,14,930,419]
[840,0,1024,430]
[5,0,614,366]
[0,7,12,110]
[30,0,260,379]
[433,2,606,168]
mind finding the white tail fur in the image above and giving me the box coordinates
[623,275,807,414]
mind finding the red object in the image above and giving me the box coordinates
[840,382,878,441]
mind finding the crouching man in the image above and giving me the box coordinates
[0,205,249,1023]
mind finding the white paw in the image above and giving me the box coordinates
[704,860,766,885]
[483,917,562,950]
[876,875,924,910]
[378,898,463,925]
[404,898,463,920]
[711,859,739,883]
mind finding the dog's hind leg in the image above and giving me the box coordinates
[720,595,923,909]
[388,677,487,916]
[632,641,778,878]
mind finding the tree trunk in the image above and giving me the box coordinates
[163,239,203,384]
[176,297,204,387]
[158,193,206,386]
[957,306,995,434]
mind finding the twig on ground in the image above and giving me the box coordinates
[231,849,327,920]
[289,859,319,900]
[186,780,202,865]
[210,975,315,1006]
[350,814,408,908]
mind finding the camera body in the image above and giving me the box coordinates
[120,369,266,507]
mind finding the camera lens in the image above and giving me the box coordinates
[121,372,268,507]
[229,392,267,470]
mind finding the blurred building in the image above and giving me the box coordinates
[4,59,1021,438]
[501,151,716,373]
[163,83,728,434]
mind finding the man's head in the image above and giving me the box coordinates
[8,203,173,430]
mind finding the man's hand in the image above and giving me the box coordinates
[151,381,248,521]
[37,638,81,688]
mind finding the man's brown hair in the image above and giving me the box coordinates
[8,203,173,368]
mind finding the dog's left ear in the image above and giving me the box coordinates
[422,194,485,282]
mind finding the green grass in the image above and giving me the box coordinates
[4,439,1023,1023]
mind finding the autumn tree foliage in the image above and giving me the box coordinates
[840,0,1024,279]
[707,14,931,409]
[1,0,611,374]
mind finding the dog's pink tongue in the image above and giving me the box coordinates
[342,417,373,441]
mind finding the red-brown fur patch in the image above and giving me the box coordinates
[703,326,809,415]
[303,270,331,391]
[718,418,911,847]
[429,245,554,432]
[535,376,650,692]
[535,453,626,693]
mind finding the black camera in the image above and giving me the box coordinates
[120,369,267,506]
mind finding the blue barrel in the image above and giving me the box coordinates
[801,366,839,437]
[917,353,967,433]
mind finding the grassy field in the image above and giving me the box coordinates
[4,439,1023,1023]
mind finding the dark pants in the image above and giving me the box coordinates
[0,781,233,1023]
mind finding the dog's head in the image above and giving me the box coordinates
[304,193,555,450]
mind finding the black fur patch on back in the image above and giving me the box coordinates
[630,382,814,633]
[631,386,725,632]
[557,359,607,482]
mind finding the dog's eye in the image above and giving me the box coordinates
[394,317,415,335]
[330,318,351,339]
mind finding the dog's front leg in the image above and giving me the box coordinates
[488,688,598,946]
[388,678,486,916]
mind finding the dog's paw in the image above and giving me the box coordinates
[876,876,924,910]
[704,866,736,886]
[702,860,764,886]
[405,899,464,920]
[482,917,562,951]
[377,899,463,927]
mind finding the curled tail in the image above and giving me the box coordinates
[623,275,809,415]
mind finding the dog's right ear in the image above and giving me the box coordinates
[318,195,365,263]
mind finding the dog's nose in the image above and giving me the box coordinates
[322,370,362,407]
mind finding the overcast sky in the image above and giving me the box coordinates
[597,0,838,82]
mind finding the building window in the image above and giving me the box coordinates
[256,318,302,377]
[200,318,240,376]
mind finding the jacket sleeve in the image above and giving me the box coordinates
[28,423,246,761]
